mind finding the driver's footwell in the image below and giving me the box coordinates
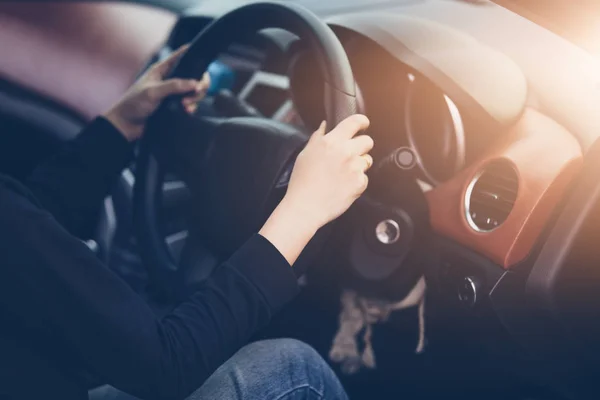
[260,283,566,400]
[107,244,564,400]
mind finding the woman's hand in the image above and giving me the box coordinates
[259,115,373,265]
[283,115,373,229]
[104,45,211,142]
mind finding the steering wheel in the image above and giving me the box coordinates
[134,2,359,298]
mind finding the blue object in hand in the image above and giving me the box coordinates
[207,61,235,95]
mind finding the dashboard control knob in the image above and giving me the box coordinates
[457,276,480,308]
[394,147,417,170]
[377,146,417,172]
[370,147,419,194]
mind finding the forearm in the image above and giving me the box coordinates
[102,244,296,400]
[152,235,298,399]
[259,198,319,266]
[0,181,298,400]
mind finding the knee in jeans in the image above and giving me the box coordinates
[235,339,341,397]
[239,338,323,367]
[186,339,347,400]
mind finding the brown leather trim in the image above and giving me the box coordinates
[426,108,582,268]
[0,2,176,120]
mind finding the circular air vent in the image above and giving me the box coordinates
[465,160,519,232]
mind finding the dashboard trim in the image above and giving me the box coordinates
[464,168,490,233]
[328,13,528,128]
[426,108,583,269]
[404,74,466,185]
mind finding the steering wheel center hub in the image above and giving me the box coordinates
[375,219,401,244]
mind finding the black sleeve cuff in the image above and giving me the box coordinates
[72,117,134,183]
[227,234,299,313]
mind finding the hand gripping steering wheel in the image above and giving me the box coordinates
[134,2,359,298]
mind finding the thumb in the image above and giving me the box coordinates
[150,78,197,101]
[310,121,327,141]
[152,44,190,77]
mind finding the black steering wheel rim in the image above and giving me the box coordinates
[134,2,358,297]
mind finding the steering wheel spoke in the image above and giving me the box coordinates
[148,110,224,184]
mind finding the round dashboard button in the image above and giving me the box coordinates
[457,276,479,307]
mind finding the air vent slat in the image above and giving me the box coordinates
[466,161,519,232]
[475,191,517,202]
[470,191,516,205]
[469,198,514,215]
[472,182,518,199]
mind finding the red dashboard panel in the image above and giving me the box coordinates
[0,2,176,120]
[426,108,583,268]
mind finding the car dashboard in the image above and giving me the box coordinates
[164,7,582,267]
[2,1,596,398]
[148,1,600,397]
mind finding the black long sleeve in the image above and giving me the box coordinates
[0,121,300,400]
[26,117,134,238]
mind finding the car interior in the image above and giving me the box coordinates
[1,0,600,399]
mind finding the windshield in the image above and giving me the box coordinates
[142,0,600,56]
[496,0,600,57]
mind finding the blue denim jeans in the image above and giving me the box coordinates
[89,339,348,400]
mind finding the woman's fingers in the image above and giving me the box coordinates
[200,71,211,88]
[152,44,190,77]
[183,73,211,103]
[328,114,370,140]
[184,103,198,114]
[150,78,197,101]
[361,154,374,171]
[350,154,373,176]
[309,121,327,141]
[147,47,211,114]
[347,135,374,156]
[181,73,211,113]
